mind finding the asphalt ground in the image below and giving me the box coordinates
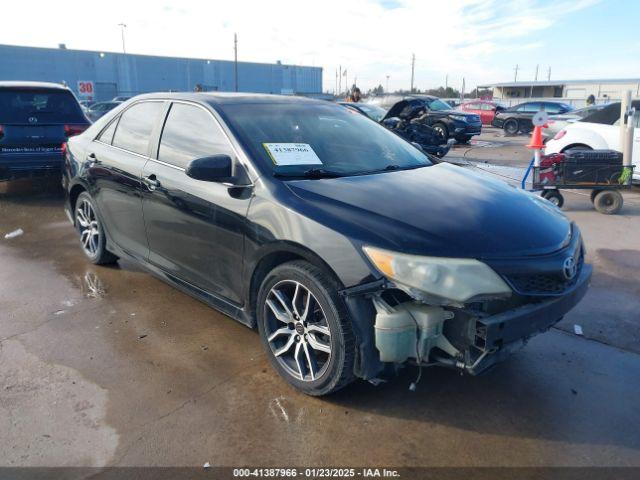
[1,130,639,476]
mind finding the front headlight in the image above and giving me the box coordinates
[363,246,511,303]
[450,114,468,122]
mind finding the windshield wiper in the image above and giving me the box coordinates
[274,168,345,179]
[357,164,425,175]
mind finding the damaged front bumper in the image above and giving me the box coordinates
[342,262,591,379]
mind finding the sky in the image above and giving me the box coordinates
[1,0,638,93]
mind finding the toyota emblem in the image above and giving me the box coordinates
[28,116,38,124]
[562,256,577,281]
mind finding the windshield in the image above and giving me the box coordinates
[0,89,86,124]
[221,102,431,177]
[426,99,452,111]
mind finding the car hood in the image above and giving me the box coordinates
[285,163,571,258]
[381,99,476,121]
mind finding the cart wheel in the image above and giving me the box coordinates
[593,190,623,215]
[542,190,564,208]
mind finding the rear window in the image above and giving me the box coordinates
[112,101,164,156]
[0,89,86,124]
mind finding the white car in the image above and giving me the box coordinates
[545,102,640,184]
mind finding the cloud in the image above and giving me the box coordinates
[0,0,603,92]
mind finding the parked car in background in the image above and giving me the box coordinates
[63,93,590,395]
[368,95,482,143]
[545,100,640,184]
[79,100,96,112]
[85,101,122,122]
[492,101,573,135]
[338,102,387,122]
[0,81,90,181]
[543,104,608,141]
[458,100,505,126]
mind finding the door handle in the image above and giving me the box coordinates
[143,174,160,191]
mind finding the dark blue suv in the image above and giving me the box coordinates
[0,81,90,181]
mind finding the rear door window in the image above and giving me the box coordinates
[158,103,232,169]
[112,102,163,156]
[0,89,85,124]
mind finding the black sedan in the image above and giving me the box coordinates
[63,93,590,396]
[492,101,573,135]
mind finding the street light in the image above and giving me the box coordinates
[386,75,390,93]
[118,23,127,54]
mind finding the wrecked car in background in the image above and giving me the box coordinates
[340,100,452,157]
[368,95,483,143]
[63,93,591,396]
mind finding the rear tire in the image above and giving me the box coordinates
[541,189,564,208]
[74,192,118,265]
[503,119,519,135]
[593,190,623,214]
[256,260,356,396]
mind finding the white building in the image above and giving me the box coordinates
[479,78,640,106]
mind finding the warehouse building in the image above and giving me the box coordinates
[0,44,322,101]
[479,78,640,105]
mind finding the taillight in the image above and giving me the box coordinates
[61,142,67,156]
[0,125,4,140]
[553,129,567,141]
[64,124,88,137]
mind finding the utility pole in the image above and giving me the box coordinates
[445,74,448,91]
[339,65,342,96]
[118,23,127,54]
[514,64,519,82]
[410,53,415,93]
[530,64,539,98]
[335,69,338,95]
[386,75,390,93]
[547,66,551,81]
[234,33,238,92]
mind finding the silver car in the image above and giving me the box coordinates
[85,101,121,122]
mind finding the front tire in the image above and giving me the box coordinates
[74,192,118,265]
[432,122,448,141]
[256,260,356,396]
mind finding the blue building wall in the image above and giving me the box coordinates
[0,44,322,100]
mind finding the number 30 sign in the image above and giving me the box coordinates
[77,81,94,97]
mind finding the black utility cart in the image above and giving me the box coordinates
[529,150,634,214]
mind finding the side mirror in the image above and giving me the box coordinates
[186,155,234,183]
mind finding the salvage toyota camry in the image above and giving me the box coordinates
[62,93,591,396]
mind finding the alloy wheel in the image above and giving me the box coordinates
[264,280,332,382]
[76,199,100,257]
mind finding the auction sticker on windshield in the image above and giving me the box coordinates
[263,143,322,166]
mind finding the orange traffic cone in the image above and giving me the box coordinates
[526,125,545,149]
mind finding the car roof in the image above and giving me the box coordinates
[0,81,70,91]
[132,92,325,108]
